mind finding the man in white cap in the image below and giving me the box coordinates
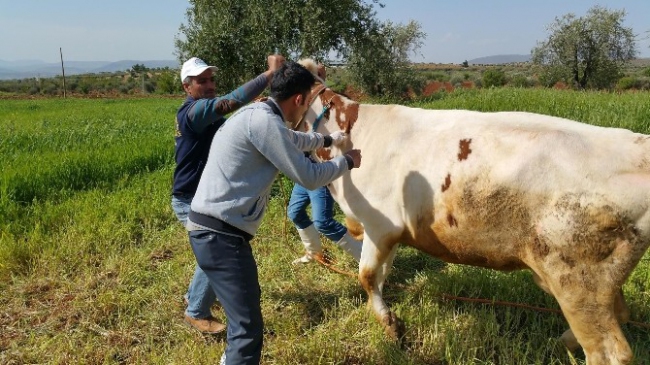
[171,54,284,333]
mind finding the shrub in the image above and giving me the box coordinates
[617,76,639,90]
[643,67,650,78]
[509,74,529,88]
[449,73,466,87]
[482,69,506,88]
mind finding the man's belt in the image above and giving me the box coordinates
[188,210,253,241]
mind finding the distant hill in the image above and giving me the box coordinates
[0,59,179,80]
[467,54,531,65]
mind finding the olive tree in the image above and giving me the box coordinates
[174,0,425,97]
[532,6,637,89]
[346,20,425,99]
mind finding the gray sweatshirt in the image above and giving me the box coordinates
[188,99,350,236]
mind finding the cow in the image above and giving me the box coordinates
[295,59,649,365]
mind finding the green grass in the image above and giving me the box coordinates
[411,87,650,132]
[1,93,649,364]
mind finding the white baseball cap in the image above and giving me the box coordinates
[180,57,218,82]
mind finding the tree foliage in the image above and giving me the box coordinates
[346,20,425,99]
[482,69,506,88]
[174,0,425,97]
[532,6,637,90]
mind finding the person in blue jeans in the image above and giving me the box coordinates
[172,54,285,333]
[288,184,362,263]
[288,61,362,265]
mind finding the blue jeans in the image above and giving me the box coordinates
[287,184,346,242]
[171,195,217,319]
[189,229,263,365]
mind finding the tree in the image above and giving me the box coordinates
[174,0,425,97]
[130,64,147,77]
[346,20,425,98]
[156,68,183,94]
[532,6,637,89]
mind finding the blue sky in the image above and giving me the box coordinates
[1,0,649,64]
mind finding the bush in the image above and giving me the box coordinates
[509,74,529,88]
[421,70,450,82]
[617,76,640,90]
[643,67,650,78]
[482,69,506,88]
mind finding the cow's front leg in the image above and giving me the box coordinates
[358,234,402,340]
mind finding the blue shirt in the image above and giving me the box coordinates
[172,73,269,196]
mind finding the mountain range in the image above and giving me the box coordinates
[0,54,537,80]
[0,59,179,80]
[467,54,531,65]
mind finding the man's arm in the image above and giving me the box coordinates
[286,130,347,152]
[250,112,350,190]
[188,54,285,133]
[285,130,326,152]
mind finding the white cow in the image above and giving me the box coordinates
[297,60,649,365]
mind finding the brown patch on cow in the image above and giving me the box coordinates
[638,157,650,170]
[441,174,452,192]
[320,89,359,133]
[559,273,571,288]
[345,216,364,241]
[430,180,531,270]
[559,270,597,292]
[560,253,576,268]
[359,268,376,293]
[447,214,458,227]
[315,148,333,161]
[634,136,648,144]
[458,139,472,161]
[532,237,550,258]
[554,197,639,264]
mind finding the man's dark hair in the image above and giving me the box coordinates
[270,61,315,101]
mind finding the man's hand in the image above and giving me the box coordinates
[329,131,347,146]
[267,54,285,73]
[345,149,362,169]
[317,64,326,80]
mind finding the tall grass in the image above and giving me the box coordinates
[0,93,648,364]
[412,87,650,132]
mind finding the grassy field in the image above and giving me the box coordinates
[1,91,649,364]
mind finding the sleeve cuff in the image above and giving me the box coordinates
[323,135,332,148]
[344,154,354,170]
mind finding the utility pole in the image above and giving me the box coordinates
[60,47,67,98]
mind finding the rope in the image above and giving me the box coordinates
[440,293,650,329]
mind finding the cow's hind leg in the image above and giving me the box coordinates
[557,289,631,354]
[532,272,581,351]
[358,233,403,341]
[544,274,633,365]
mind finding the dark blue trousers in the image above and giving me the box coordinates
[189,229,263,365]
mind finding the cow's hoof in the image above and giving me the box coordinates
[560,329,581,351]
[382,312,406,343]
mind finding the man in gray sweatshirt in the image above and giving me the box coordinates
[186,61,361,365]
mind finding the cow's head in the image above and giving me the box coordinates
[295,58,360,162]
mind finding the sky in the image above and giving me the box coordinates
[1,0,649,64]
